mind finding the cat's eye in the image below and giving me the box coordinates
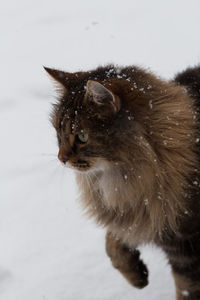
[77,133,89,143]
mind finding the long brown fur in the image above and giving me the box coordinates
[45,65,200,299]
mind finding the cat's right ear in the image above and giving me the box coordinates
[85,80,121,113]
[44,66,74,91]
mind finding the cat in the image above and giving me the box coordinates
[45,64,200,300]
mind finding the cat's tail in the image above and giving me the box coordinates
[174,65,200,100]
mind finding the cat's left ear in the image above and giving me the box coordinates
[86,80,121,113]
[44,66,75,91]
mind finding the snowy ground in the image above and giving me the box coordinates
[1,0,200,299]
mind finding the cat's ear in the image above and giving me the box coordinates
[44,66,74,91]
[86,80,121,113]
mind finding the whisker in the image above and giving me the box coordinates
[38,157,59,166]
[86,173,95,199]
[44,160,64,187]
[41,153,57,157]
[30,153,57,157]
[90,170,100,184]
[59,163,66,202]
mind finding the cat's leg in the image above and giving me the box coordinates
[172,271,200,300]
[166,248,200,299]
[105,231,148,288]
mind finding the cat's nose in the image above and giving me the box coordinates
[58,147,71,164]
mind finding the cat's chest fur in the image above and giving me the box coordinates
[76,166,157,247]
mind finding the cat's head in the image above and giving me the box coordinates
[45,66,147,172]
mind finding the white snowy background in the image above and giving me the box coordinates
[1,0,200,299]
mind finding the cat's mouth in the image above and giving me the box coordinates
[68,160,91,172]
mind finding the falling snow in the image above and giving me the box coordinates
[163,140,168,146]
[149,100,153,109]
[181,290,189,297]
[2,1,200,300]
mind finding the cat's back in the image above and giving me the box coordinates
[174,65,200,101]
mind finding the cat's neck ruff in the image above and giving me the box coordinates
[76,159,162,245]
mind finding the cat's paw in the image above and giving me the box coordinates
[132,259,149,288]
[120,257,149,289]
[105,233,149,289]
